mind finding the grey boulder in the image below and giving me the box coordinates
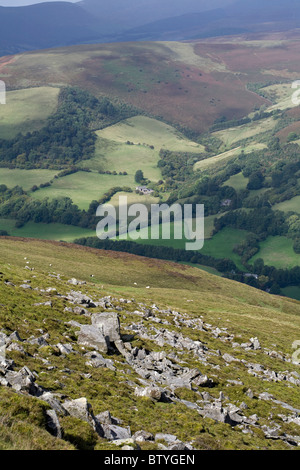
[91,312,121,343]
[76,324,109,354]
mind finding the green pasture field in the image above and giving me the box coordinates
[0,86,59,139]
[193,143,266,172]
[0,168,58,191]
[31,171,135,210]
[115,223,246,270]
[109,191,160,209]
[199,227,249,271]
[79,115,204,184]
[203,214,220,239]
[97,116,205,153]
[222,173,270,197]
[117,221,193,250]
[273,195,300,214]
[222,172,248,191]
[262,83,298,112]
[282,286,300,301]
[250,235,300,269]
[79,135,162,182]
[212,118,275,148]
[100,209,219,246]
[0,218,95,242]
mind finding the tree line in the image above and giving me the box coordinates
[0,86,138,169]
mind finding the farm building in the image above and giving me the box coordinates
[136,186,154,195]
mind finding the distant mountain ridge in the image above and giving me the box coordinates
[115,0,300,42]
[0,2,105,56]
[78,0,236,31]
[0,0,300,56]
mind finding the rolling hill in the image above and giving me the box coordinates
[1,0,300,57]
[0,39,273,133]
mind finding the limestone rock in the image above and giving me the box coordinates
[96,410,121,426]
[134,385,169,402]
[132,430,154,442]
[112,438,140,450]
[46,409,62,439]
[84,351,115,370]
[5,366,42,396]
[91,312,121,343]
[222,353,239,363]
[76,324,108,353]
[155,433,180,445]
[102,424,131,441]
[56,343,74,355]
[250,337,261,350]
[63,397,103,436]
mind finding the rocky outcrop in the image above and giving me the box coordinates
[1,272,300,451]
[75,311,122,354]
[62,397,104,437]
[3,366,43,396]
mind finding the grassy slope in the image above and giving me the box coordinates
[0,237,300,450]
[200,227,249,271]
[0,87,59,140]
[193,143,267,172]
[1,40,277,133]
[79,114,203,182]
[31,172,134,211]
[222,172,248,191]
[0,237,299,355]
[273,196,300,215]
[212,118,276,149]
[0,168,58,191]
[82,137,163,181]
[249,236,300,269]
[0,218,96,242]
[80,115,205,182]
[97,116,205,152]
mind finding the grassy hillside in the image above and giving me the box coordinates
[0,169,58,192]
[31,172,134,211]
[0,219,96,243]
[0,237,299,450]
[22,114,203,208]
[0,87,60,140]
[97,116,205,152]
[79,115,203,181]
[273,196,300,215]
[1,40,274,133]
[249,236,300,270]
[193,144,267,172]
